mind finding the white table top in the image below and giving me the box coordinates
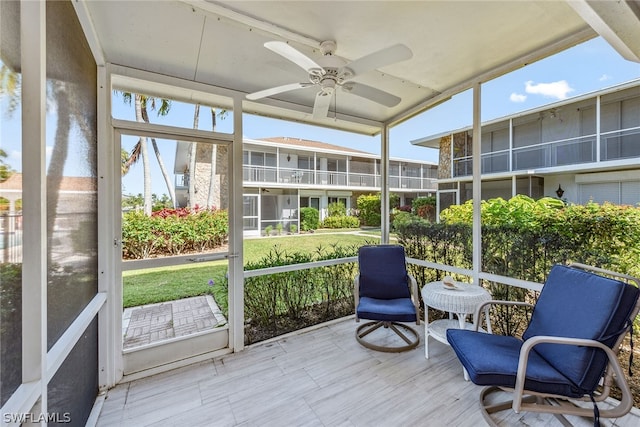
[421,281,491,314]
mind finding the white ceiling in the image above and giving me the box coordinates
[79,0,640,135]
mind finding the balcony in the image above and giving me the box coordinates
[452,127,640,178]
[95,316,640,425]
[243,165,437,191]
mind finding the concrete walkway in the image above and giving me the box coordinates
[122,295,226,350]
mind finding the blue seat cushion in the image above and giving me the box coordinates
[447,329,586,398]
[357,296,417,323]
[358,245,410,300]
[447,265,640,398]
[522,265,639,393]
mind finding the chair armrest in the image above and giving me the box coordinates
[513,335,633,416]
[473,300,534,332]
[408,274,420,325]
[354,274,360,321]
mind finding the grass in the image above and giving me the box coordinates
[123,231,378,308]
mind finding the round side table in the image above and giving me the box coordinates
[421,281,492,379]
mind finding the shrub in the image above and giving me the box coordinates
[327,202,346,217]
[392,211,424,232]
[356,193,401,226]
[399,197,640,335]
[413,196,436,221]
[276,223,283,235]
[121,208,228,259]
[243,242,368,343]
[264,225,273,236]
[322,215,360,229]
[290,224,297,234]
[300,207,319,231]
[357,194,381,226]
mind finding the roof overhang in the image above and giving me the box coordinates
[77,0,640,136]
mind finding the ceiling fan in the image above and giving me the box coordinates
[246,40,413,119]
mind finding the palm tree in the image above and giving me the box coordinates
[121,93,176,214]
[0,63,20,117]
[188,104,200,208]
[1,64,20,184]
[206,107,218,208]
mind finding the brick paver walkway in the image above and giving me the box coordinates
[122,295,226,350]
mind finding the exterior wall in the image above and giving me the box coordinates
[431,81,640,210]
[191,143,229,209]
[438,135,452,179]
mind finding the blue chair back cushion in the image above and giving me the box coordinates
[522,265,639,393]
[447,265,639,397]
[358,245,410,300]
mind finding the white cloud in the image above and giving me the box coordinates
[524,80,574,100]
[10,150,21,161]
[46,145,53,157]
[510,93,527,103]
[599,74,611,82]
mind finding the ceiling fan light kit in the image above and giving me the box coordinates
[247,40,413,119]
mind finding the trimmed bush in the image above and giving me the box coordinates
[327,202,346,217]
[122,207,228,259]
[357,194,381,226]
[300,207,319,231]
[413,196,436,221]
[243,242,370,343]
[321,215,360,229]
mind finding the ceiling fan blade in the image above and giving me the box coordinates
[341,82,401,107]
[312,90,333,119]
[246,82,312,100]
[264,41,323,74]
[341,44,412,78]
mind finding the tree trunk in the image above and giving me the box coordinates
[188,104,200,208]
[150,138,176,208]
[207,107,217,208]
[47,83,71,249]
[135,94,152,215]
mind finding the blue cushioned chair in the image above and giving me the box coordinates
[354,245,420,352]
[447,264,640,426]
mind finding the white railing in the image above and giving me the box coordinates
[244,256,543,292]
[453,136,597,177]
[600,127,640,161]
[451,127,640,178]
[243,165,436,191]
[512,135,596,171]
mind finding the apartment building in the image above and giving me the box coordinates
[412,79,640,215]
[174,136,437,235]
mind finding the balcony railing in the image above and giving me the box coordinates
[451,127,640,178]
[601,127,640,161]
[242,165,437,191]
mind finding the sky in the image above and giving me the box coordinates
[113,36,640,196]
[2,36,640,197]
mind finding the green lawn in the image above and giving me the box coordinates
[123,231,379,308]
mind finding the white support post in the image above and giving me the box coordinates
[596,95,601,162]
[98,64,123,390]
[230,96,245,352]
[472,83,482,286]
[21,0,47,415]
[380,125,390,244]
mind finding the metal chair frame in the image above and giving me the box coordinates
[471,263,640,426]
